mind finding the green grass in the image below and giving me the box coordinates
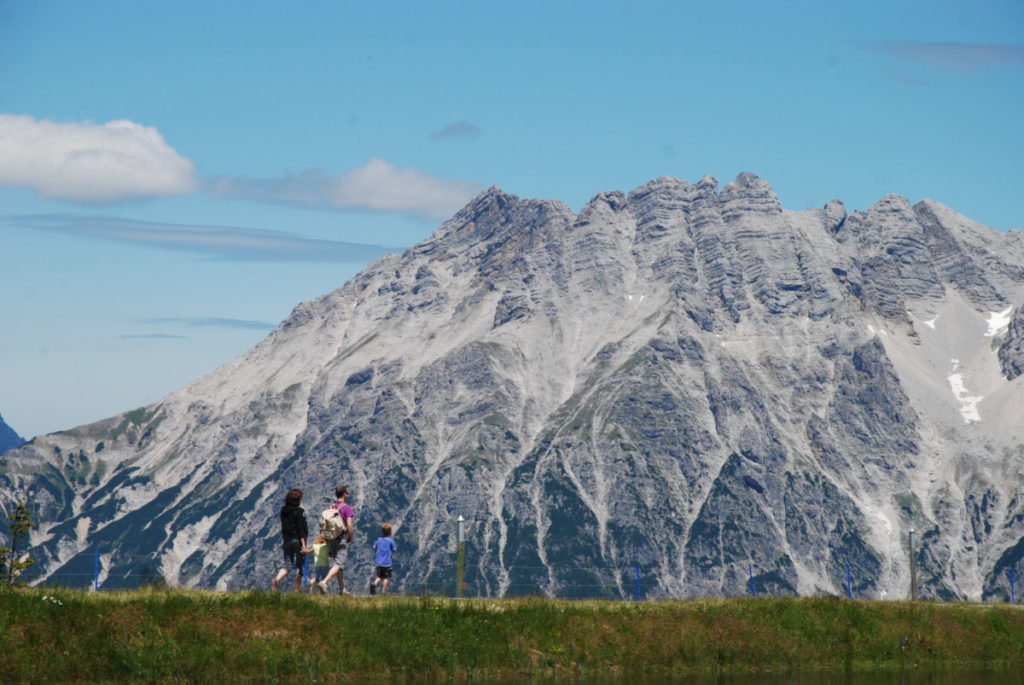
[1,588,1023,682]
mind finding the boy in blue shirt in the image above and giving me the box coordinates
[370,523,396,595]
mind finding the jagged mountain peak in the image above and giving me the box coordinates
[869,192,914,213]
[0,413,25,454]
[578,189,629,217]
[822,199,847,233]
[697,173,720,188]
[3,174,1023,601]
[721,170,771,194]
[429,184,575,253]
[626,175,693,196]
[719,172,781,216]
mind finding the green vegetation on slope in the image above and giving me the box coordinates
[1,589,1022,682]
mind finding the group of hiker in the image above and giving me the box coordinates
[270,485,396,595]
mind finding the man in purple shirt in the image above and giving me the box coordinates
[320,485,354,594]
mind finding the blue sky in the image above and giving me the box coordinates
[1,0,1022,439]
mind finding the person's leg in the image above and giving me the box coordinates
[381,577,389,594]
[333,542,348,593]
[277,539,303,592]
[322,566,339,588]
[312,568,326,593]
[321,538,341,592]
[288,541,306,592]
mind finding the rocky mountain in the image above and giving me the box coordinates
[2,173,1023,599]
[0,413,25,455]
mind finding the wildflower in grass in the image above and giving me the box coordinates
[41,594,64,606]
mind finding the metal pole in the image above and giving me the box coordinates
[1009,568,1017,604]
[908,529,916,601]
[634,565,641,601]
[748,563,756,597]
[845,561,853,599]
[455,515,465,598]
[93,549,100,591]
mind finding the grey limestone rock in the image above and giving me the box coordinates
[998,305,1024,380]
[2,173,1023,601]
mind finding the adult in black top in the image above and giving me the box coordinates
[270,488,310,591]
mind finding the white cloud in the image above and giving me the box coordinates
[212,158,483,220]
[0,113,196,203]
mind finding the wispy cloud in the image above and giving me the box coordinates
[0,114,196,203]
[119,317,276,340]
[118,333,190,340]
[431,121,482,141]
[873,41,1024,73]
[210,158,483,220]
[5,214,398,262]
[143,317,276,331]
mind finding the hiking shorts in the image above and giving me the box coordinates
[328,538,348,568]
[375,565,392,580]
[282,538,304,573]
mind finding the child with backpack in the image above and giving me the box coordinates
[370,523,396,595]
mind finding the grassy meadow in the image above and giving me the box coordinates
[1,587,1023,682]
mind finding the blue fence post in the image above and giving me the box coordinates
[748,563,756,597]
[93,549,100,591]
[845,561,853,599]
[634,565,641,601]
[1009,568,1017,604]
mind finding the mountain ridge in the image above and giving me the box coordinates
[2,172,1022,599]
[0,413,24,455]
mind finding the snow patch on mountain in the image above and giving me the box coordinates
[986,306,1013,337]
[948,359,983,423]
